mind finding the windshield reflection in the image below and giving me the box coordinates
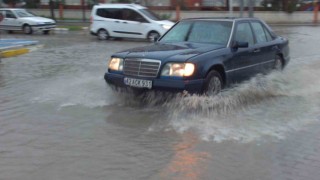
[160,21,233,46]
[14,10,35,18]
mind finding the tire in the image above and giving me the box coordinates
[23,25,33,34]
[7,30,13,34]
[97,29,109,40]
[274,55,283,71]
[43,30,50,35]
[203,70,223,96]
[147,31,160,42]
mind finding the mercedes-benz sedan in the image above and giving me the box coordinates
[104,17,289,95]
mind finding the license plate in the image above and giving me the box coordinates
[124,77,152,89]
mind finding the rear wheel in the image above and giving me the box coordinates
[97,29,109,40]
[203,70,223,96]
[274,55,283,71]
[23,25,33,34]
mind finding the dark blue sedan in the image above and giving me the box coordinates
[104,17,290,95]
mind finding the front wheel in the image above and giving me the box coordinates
[43,30,50,35]
[203,70,223,96]
[147,31,160,42]
[97,29,109,40]
[23,25,33,34]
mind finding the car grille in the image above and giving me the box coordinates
[124,59,161,77]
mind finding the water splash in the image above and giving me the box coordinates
[31,59,320,143]
[165,65,320,143]
[31,74,117,108]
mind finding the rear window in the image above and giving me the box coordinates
[96,8,121,19]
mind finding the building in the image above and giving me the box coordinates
[39,0,264,9]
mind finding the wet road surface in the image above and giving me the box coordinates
[1,27,320,180]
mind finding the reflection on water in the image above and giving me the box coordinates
[159,132,209,180]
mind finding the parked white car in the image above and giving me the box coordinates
[90,4,174,41]
[0,8,56,34]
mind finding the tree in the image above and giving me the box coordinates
[261,0,299,13]
[2,0,24,7]
[261,0,283,11]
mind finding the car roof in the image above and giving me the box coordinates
[93,3,146,9]
[181,17,261,22]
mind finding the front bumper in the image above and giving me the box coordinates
[283,55,290,67]
[31,24,56,31]
[104,72,204,94]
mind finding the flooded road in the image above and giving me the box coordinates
[1,26,320,180]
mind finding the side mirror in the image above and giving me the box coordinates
[232,41,249,49]
[153,36,159,42]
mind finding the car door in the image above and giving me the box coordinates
[1,10,20,31]
[250,21,278,73]
[229,21,258,82]
[114,8,149,38]
[94,8,122,37]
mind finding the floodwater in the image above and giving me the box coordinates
[0,26,320,180]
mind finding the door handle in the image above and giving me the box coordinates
[253,48,261,53]
[114,21,120,23]
[122,21,128,24]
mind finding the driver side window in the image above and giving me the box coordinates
[122,9,146,22]
[235,22,254,46]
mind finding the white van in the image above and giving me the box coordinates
[90,4,174,40]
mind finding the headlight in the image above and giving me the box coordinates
[161,24,172,30]
[108,57,123,71]
[161,63,195,77]
[37,22,45,25]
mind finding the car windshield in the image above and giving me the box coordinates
[139,9,161,21]
[14,10,36,17]
[160,20,233,46]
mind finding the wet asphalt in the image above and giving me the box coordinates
[0,26,320,180]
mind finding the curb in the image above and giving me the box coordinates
[0,44,43,58]
[0,48,30,58]
[54,28,69,34]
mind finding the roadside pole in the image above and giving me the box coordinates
[175,5,180,21]
[314,0,319,24]
[239,0,244,17]
[81,0,86,22]
[49,0,55,20]
[59,2,64,20]
[229,0,233,17]
[248,0,254,17]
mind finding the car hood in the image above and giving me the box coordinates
[20,17,55,23]
[117,42,225,62]
[156,20,174,26]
